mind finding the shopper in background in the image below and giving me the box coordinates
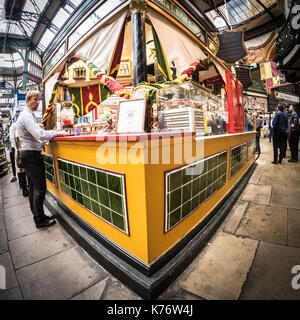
[247,114,254,131]
[14,127,28,197]
[4,120,18,182]
[255,113,262,154]
[268,114,274,143]
[16,90,69,229]
[272,105,288,164]
[288,104,299,162]
[282,106,289,158]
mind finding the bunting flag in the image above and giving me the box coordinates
[151,24,173,82]
[262,60,291,89]
[107,21,126,79]
[68,84,112,118]
[41,54,213,125]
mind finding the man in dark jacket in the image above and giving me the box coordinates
[272,105,288,164]
[288,104,299,162]
[282,106,289,158]
[255,114,262,154]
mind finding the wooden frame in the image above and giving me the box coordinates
[117,99,146,134]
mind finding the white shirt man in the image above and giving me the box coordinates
[16,90,67,228]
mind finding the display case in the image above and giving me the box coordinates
[156,81,225,135]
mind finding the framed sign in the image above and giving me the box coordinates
[117,99,146,133]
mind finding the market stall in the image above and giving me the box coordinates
[41,0,256,298]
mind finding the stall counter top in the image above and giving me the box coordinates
[52,131,196,142]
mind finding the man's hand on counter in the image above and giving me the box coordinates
[54,130,70,137]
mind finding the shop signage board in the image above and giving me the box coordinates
[274,91,300,103]
[117,99,146,133]
[151,0,206,42]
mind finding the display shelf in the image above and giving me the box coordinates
[0,167,8,175]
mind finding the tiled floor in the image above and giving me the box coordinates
[0,137,300,300]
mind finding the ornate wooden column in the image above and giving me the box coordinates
[130,0,147,86]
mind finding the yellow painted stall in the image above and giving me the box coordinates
[44,131,256,266]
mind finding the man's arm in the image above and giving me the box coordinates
[21,115,69,139]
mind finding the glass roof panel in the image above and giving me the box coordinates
[70,0,85,6]
[38,29,56,49]
[207,0,277,30]
[0,52,23,69]
[51,8,70,29]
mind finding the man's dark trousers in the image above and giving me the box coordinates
[9,147,16,177]
[289,130,299,161]
[273,133,285,162]
[21,150,47,223]
[282,133,287,158]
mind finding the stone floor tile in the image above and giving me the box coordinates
[16,246,108,300]
[240,242,300,300]
[4,204,31,221]
[241,183,271,206]
[288,208,300,248]
[258,172,288,187]
[222,201,248,234]
[0,214,5,232]
[235,204,287,245]
[3,196,28,209]
[159,288,205,300]
[270,186,300,210]
[5,215,38,241]
[100,277,141,300]
[175,232,258,300]
[0,252,18,291]
[248,169,260,184]
[286,176,300,189]
[0,287,23,300]
[0,230,8,254]
[71,276,109,300]
[9,224,76,269]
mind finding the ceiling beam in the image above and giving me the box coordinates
[2,0,17,53]
[254,0,280,26]
[180,0,219,32]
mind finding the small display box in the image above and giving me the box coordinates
[156,81,223,135]
[158,107,205,133]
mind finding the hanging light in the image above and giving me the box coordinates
[214,16,227,29]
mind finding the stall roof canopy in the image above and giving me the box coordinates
[0,0,84,54]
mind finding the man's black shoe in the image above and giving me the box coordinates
[271,161,278,164]
[35,218,56,229]
[22,188,28,197]
[288,158,297,162]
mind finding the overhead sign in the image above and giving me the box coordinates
[274,91,300,103]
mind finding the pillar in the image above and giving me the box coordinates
[22,49,29,91]
[130,0,147,86]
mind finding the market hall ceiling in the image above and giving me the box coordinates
[0,0,83,54]
[0,0,284,59]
